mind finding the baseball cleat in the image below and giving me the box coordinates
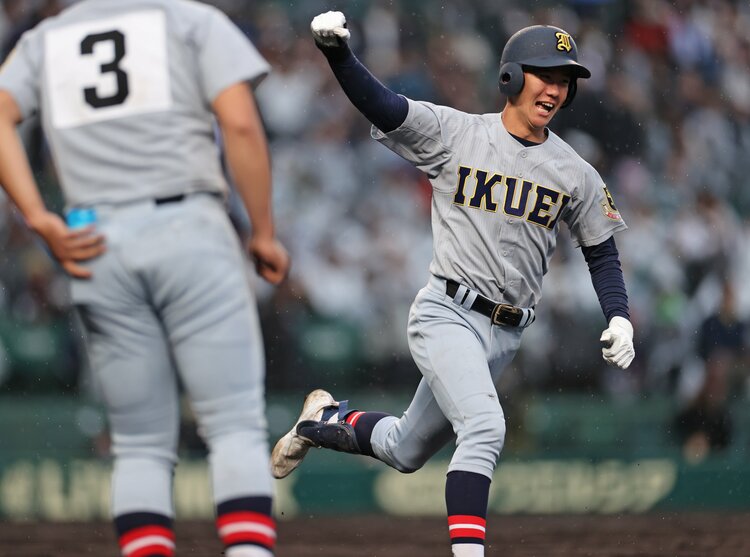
[296,420,361,455]
[271,389,337,479]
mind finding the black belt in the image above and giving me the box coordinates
[154,193,187,205]
[446,279,530,327]
[154,192,222,205]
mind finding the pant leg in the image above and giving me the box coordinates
[370,377,454,473]
[72,249,179,519]
[148,196,272,502]
[374,281,522,479]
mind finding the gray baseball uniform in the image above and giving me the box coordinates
[269,18,631,557]
[0,0,277,554]
[368,99,626,478]
[0,0,268,208]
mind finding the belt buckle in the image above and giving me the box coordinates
[491,303,522,327]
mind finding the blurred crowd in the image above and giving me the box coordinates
[0,0,748,451]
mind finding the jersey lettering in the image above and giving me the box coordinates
[527,186,570,229]
[502,177,532,217]
[45,10,172,129]
[468,170,501,212]
[452,166,472,205]
[547,192,571,229]
[453,166,569,229]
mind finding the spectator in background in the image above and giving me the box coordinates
[672,191,741,296]
[1,1,66,59]
[674,281,748,459]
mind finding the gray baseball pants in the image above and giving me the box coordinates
[69,194,271,517]
[370,275,524,479]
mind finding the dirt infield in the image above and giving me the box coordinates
[1,513,749,556]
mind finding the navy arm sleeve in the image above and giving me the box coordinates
[581,236,630,322]
[318,43,408,133]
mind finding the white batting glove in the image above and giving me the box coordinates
[600,316,635,369]
[310,11,351,48]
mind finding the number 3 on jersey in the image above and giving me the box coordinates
[45,10,172,129]
[81,30,128,108]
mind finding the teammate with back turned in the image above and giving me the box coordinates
[0,1,288,556]
[271,10,635,557]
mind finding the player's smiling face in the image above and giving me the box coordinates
[504,66,571,141]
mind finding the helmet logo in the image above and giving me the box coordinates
[555,32,572,52]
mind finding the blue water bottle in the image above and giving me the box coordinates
[66,207,97,229]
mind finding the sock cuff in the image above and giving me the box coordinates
[216,496,276,552]
[448,514,487,543]
[345,411,391,457]
[344,411,366,427]
[115,512,175,557]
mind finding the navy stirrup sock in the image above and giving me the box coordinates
[446,471,491,548]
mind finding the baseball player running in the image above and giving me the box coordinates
[0,1,288,556]
[271,11,635,557]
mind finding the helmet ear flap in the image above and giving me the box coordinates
[561,78,578,108]
[498,62,524,97]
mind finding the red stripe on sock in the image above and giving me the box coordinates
[223,530,276,548]
[119,525,175,547]
[448,514,486,541]
[447,515,486,527]
[346,411,365,427]
[217,510,276,550]
[129,544,174,557]
[449,527,486,540]
[216,511,275,529]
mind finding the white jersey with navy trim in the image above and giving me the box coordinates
[372,98,627,307]
[0,0,269,209]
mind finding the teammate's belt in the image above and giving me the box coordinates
[446,279,535,328]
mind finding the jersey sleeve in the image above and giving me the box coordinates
[0,30,41,119]
[564,163,627,247]
[370,99,456,181]
[196,8,270,102]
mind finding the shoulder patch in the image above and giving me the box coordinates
[602,185,622,220]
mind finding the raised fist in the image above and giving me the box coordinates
[310,11,350,48]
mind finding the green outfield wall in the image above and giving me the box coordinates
[1,453,750,521]
[1,394,749,520]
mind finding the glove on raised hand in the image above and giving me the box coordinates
[600,316,634,369]
[310,11,351,48]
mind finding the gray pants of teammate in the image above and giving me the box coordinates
[70,194,271,517]
[370,275,523,479]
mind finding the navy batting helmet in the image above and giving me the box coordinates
[499,25,590,108]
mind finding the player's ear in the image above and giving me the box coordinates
[498,62,524,97]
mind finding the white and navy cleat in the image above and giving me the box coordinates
[271,389,338,479]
